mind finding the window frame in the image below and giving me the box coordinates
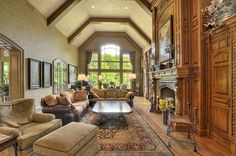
[87,45,134,88]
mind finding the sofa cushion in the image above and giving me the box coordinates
[17,119,62,150]
[106,89,117,98]
[90,90,99,98]
[92,88,106,98]
[72,106,84,114]
[33,122,98,156]
[74,90,87,101]
[117,89,128,98]
[60,91,72,104]
[57,97,71,105]
[44,95,58,107]
[72,101,87,109]
[67,89,76,102]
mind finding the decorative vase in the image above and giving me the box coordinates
[163,110,169,125]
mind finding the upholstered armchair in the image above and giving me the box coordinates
[0,98,62,156]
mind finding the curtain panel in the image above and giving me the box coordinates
[85,51,93,75]
[128,52,135,71]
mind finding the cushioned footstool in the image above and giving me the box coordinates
[33,122,99,156]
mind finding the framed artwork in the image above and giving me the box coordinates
[28,58,41,89]
[68,64,78,84]
[158,15,173,63]
[42,62,52,88]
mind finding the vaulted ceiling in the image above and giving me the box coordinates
[27,0,152,51]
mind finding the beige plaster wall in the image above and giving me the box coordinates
[78,35,142,87]
[0,0,79,108]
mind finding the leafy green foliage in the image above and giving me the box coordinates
[88,45,133,88]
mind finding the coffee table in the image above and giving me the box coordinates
[92,100,133,126]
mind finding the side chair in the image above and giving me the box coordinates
[167,102,198,152]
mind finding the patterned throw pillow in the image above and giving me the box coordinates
[90,91,99,98]
[74,90,87,101]
[60,91,72,104]
[67,89,75,102]
[92,88,106,98]
[44,95,58,106]
[117,89,128,98]
[106,89,117,98]
[57,97,71,105]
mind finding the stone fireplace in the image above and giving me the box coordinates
[151,67,197,115]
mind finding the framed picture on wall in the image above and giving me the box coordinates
[68,64,78,84]
[158,15,173,63]
[42,62,52,88]
[28,58,41,89]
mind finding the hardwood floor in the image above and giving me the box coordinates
[134,97,232,156]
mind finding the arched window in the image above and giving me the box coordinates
[87,44,133,88]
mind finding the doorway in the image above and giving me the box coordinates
[0,34,24,101]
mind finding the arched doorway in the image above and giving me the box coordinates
[0,33,24,101]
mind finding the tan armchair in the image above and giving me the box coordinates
[0,98,62,156]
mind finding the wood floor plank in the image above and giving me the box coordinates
[134,97,232,156]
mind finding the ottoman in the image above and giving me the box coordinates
[33,122,99,156]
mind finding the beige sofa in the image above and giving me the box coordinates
[89,88,135,107]
[0,98,62,156]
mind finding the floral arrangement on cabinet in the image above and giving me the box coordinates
[201,0,232,31]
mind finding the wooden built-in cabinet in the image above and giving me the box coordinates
[205,15,236,154]
[150,0,236,154]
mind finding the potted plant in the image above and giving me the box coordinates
[164,44,175,68]
[0,83,9,102]
[159,97,175,125]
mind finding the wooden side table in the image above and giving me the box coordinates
[0,133,18,156]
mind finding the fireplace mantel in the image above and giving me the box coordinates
[152,67,197,80]
[150,66,198,114]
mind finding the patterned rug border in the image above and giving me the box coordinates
[133,107,175,156]
[82,105,174,156]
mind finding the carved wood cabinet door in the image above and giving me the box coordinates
[210,31,232,143]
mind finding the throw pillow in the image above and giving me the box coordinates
[90,90,99,98]
[44,95,58,106]
[67,89,75,102]
[92,88,106,98]
[117,89,128,98]
[106,89,117,98]
[57,97,71,105]
[74,90,87,101]
[60,91,72,104]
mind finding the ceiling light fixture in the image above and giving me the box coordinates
[91,5,95,9]
[124,6,128,10]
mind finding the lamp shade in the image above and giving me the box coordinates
[98,75,103,81]
[84,76,89,82]
[77,74,86,81]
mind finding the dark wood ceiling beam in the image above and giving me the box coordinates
[135,0,152,14]
[68,17,151,45]
[47,0,82,26]
[78,31,142,52]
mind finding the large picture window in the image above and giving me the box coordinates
[88,44,133,88]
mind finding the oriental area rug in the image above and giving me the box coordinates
[81,108,173,156]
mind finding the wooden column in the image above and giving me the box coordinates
[150,77,157,112]
[225,14,236,155]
